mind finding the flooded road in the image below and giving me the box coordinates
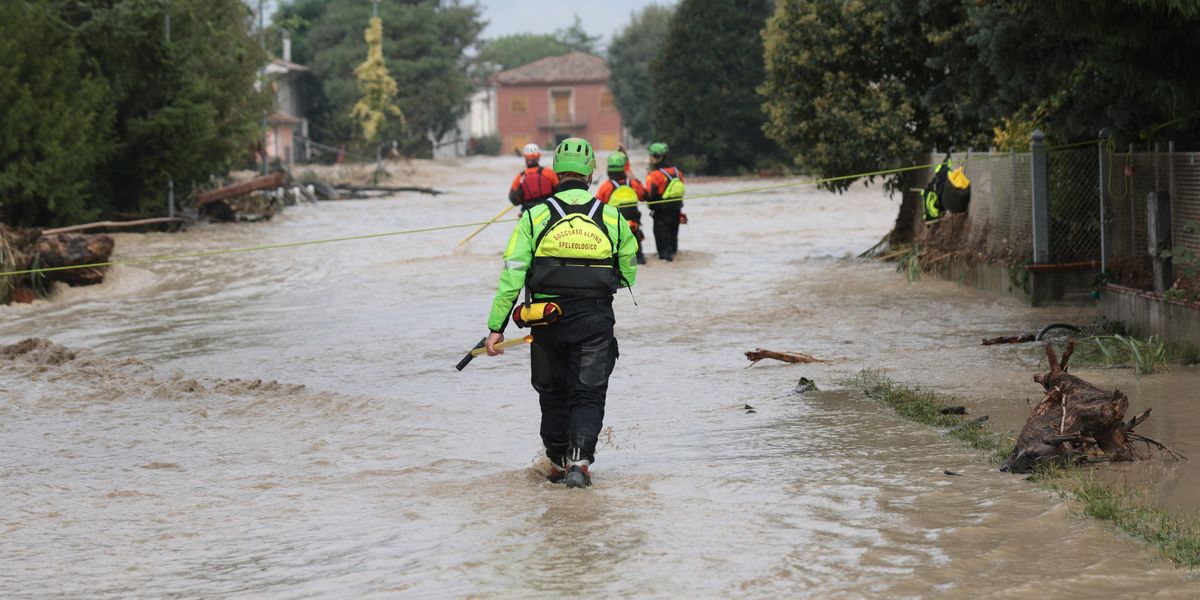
[2,156,1197,597]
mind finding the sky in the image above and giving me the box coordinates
[478,0,677,47]
[259,1,677,49]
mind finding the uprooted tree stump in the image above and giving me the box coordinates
[2,224,115,303]
[1002,342,1180,473]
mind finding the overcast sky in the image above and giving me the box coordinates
[259,1,676,48]
[478,0,678,47]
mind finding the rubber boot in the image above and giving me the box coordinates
[564,460,592,489]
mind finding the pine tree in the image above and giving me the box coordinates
[650,0,777,174]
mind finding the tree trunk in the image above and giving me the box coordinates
[889,167,926,246]
[35,232,115,285]
[1002,342,1142,473]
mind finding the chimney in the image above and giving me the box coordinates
[282,30,292,63]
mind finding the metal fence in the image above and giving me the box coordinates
[920,150,1033,264]
[918,138,1200,294]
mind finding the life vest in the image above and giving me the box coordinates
[520,166,555,203]
[527,196,620,297]
[608,179,640,208]
[658,167,685,200]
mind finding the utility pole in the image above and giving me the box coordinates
[373,0,380,18]
[165,1,175,218]
[259,0,268,175]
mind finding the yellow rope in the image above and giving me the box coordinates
[0,137,1104,278]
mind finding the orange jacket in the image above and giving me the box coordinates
[509,166,559,205]
[644,166,684,204]
[596,175,646,205]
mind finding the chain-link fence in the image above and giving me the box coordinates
[918,150,1034,264]
[915,140,1200,296]
[1046,147,1100,263]
[1103,147,1200,290]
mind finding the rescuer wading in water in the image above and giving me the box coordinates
[485,137,638,489]
[509,143,559,213]
[644,142,686,261]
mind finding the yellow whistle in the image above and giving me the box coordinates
[470,335,533,357]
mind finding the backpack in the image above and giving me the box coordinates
[659,168,685,200]
[608,180,640,208]
[527,196,620,297]
[520,167,555,202]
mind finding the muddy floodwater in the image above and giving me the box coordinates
[2,156,1198,597]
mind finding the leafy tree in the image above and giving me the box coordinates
[289,0,482,153]
[608,5,674,143]
[351,17,405,142]
[968,0,1200,146]
[57,0,271,216]
[651,0,778,173]
[761,0,988,191]
[0,2,113,226]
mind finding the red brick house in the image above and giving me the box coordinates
[491,51,623,153]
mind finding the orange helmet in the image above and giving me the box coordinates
[523,142,541,160]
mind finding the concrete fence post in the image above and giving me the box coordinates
[1147,191,1173,293]
[1030,129,1050,264]
[1098,129,1111,273]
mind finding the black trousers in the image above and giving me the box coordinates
[529,300,619,465]
[618,206,645,258]
[651,203,681,257]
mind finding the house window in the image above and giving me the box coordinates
[511,135,529,152]
[551,89,572,124]
[510,94,528,114]
[600,90,616,112]
[599,132,619,151]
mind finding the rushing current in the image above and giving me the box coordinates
[2,156,1198,598]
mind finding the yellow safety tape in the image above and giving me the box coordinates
[0,219,517,278]
[0,137,1103,278]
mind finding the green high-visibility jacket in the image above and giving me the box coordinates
[488,188,638,332]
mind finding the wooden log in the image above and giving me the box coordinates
[333,184,443,196]
[196,172,285,206]
[41,217,185,235]
[1002,342,1143,473]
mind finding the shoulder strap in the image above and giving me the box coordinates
[659,167,676,181]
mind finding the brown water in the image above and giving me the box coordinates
[2,156,1198,597]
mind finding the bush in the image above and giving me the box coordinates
[471,135,502,156]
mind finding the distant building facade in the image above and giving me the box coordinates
[492,51,623,153]
[264,33,310,166]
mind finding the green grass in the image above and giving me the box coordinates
[848,370,1200,568]
[1032,467,1200,567]
[1067,334,1173,375]
[850,370,1013,465]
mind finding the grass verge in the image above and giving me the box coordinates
[847,369,1200,567]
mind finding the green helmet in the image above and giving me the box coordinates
[607,152,628,170]
[648,142,669,157]
[553,137,596,176]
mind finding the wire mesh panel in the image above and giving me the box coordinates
[1046,147,1100,263]
[1105,151,1164,289]
[1173,151,1200,259]
[919,150,1033,265]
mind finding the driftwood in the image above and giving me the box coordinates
[745,349,826,366]
[196,172,286,206]
[334,184,442,196]
[982,334,1036,345]
[41,217,185,235]
[1001,342,1182,473]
